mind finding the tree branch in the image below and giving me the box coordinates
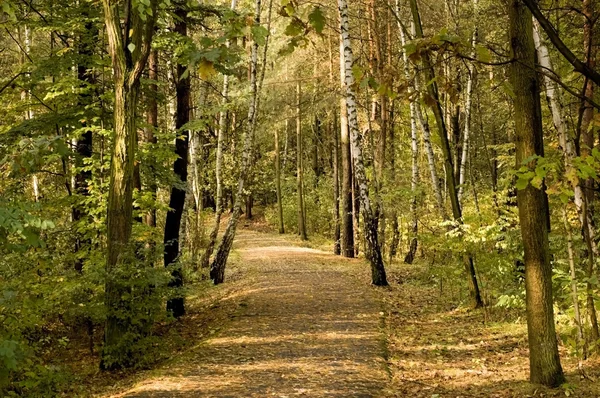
[522,0,600,86]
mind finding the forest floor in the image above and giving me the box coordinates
[79,218,600,398]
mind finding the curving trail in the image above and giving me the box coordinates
[113,230,390,397]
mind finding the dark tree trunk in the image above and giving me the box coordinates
[509,0,565,386]
[353,166,361,257]
[312,115,323,183]
[404,237,417,265]
[246,194,253,220]
[73,15,96,272]
[275,125,285,234]
[163,7,190,319]
[144,49,158,228]
[451,105,461,185]
[388,214,400,263]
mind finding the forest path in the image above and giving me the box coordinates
[112,229,390,397]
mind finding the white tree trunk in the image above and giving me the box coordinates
[338,0,387,286]
[397,7,419,263]
[397,12,445,218]
[458,0,478,202]
[534,22,598,259]
[200,0,238,270]
[534,21,600,342]
[210,0,263,284]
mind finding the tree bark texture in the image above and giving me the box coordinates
[509,0,565,386]
[101,0,158,370]
[210,0,262,285]
[163,5,190,319]
[339,37,355,258]
[410,0,482,307]
[297,81,308,240]
[338,0,387,286]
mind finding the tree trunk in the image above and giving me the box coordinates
[338,0,387,286]
[201,0,238,270]
[144,49,158,228]
[101,0,158,370]
[410,0,482,307]
[396,4,445,219]
[163,6,189,318]
[210,0,263,284]
[246,194,253,219]
[388,215,400,263]
[458,0,478,202]
[509,0,565,386]
[339,39,355,258]
[534,21,600,343]
[297,81,308,240]
[189,81,209,266]
[399,13,419,264]
[333,114,341,255]
[563,207,586,357]
[73,15,96,272]
[275,125,285,234]
[579,0,600,344]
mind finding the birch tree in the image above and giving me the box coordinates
[533,21,600,344]
[409,0,482,307]
[201,0,238,270]
[210,0,264,284]
[338,0,387,286]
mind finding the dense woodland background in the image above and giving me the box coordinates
[1,0,600,394]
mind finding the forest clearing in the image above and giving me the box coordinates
[3,0,600,396]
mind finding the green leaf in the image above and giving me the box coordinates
[501,81,516,99]
[476,45,491,63]
[284,19,304,36]
[308,7,326,35]
[251,25,269,46]
[351,64,364,81]
[127,43,136,53]
[404,42,417,56]
[516,176,530,190]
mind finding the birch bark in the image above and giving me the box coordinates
[338,0,387,286]
[210,0,263,284]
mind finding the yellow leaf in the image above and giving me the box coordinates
[198,60,216,80]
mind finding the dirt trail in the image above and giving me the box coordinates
[113,230,390,397]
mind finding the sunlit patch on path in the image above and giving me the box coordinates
[111,231,389,397]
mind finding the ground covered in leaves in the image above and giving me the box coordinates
[64,221,600,397]
[382,263,600,397]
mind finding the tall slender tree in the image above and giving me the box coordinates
[297,80,308,240]
[409,0,482,307]
[338,0,387,286]
[163,1,190,318]
[201,0,239,269]
[339,38,355,258]
[210,0,264,284]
